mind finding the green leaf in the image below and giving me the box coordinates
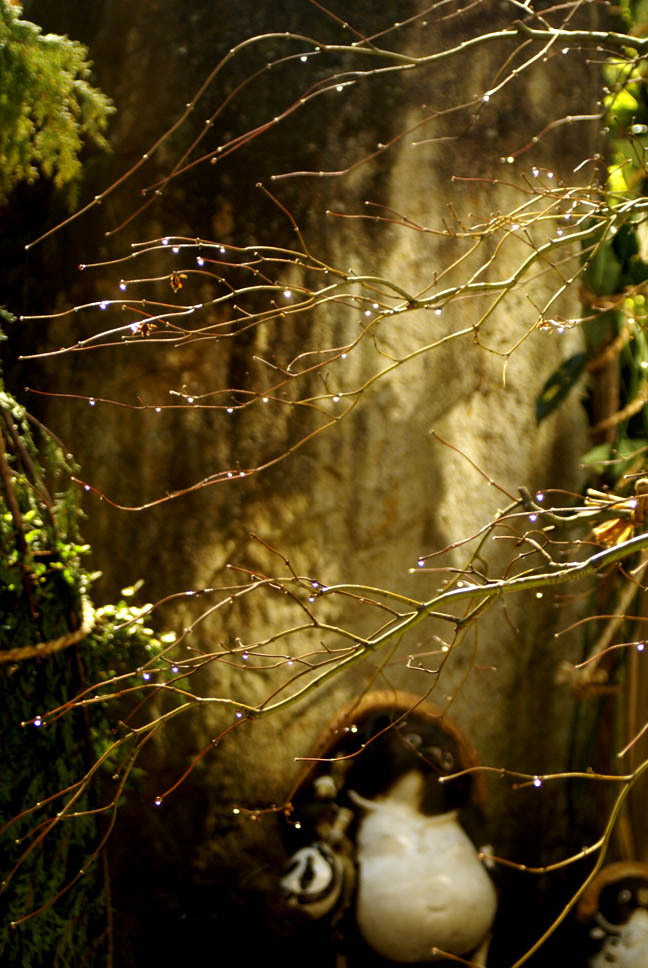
[581,437,648,476]
[627,257,648,285]
[631,0,648,26]
[580,442,614,471]
[612,222,640,263]
[536,353,587,423]
[582,239,623,295]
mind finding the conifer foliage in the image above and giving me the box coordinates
[0,0,113,202]
[0,349,171,965]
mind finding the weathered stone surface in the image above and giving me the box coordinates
[7,2,597,962]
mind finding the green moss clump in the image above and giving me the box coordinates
[0,370,172,966]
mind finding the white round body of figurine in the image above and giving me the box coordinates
[351,781,496,963]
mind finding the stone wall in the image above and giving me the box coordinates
[7,2,597,963]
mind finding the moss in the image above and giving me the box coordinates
[0,365,171,965]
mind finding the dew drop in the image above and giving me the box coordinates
[533,776,542,788]
[171,665,179,674]
[283,289,292,299]
[536,592,543,599]
[89,398,96,407]
[162,238,169,246]
[417,558,425,568]
[232,807,240,814]
[99,302,107,310]
[33,716,42,728]
[482,93,490,102]
[532,167,539,178]
[219,246,226,254]
[535,492,544,502]
[227,407,234,414]
[333,395,340,403]
[242,653,249,661]
[300,55,308,62]
[142,671,151,681]
[119,281,127,291]
[172,246,180,254]
[529,513,537,523]
[154,796,162,806]
[336,85,343,92]
[197,256,204,266]
[638,642,645,652]
[435,308,442,316]
[155,407,161,413]
[235,711,244,718]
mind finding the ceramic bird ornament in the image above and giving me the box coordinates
[577,862,648,968]
[281,691,497,965]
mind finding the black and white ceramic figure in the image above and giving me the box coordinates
[281,691,497,965]
[578,864,648,968]
[280,841,346,920]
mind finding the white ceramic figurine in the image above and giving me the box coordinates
[281,691,497,966]
[578,862,648,968]
[350,770,497,962]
